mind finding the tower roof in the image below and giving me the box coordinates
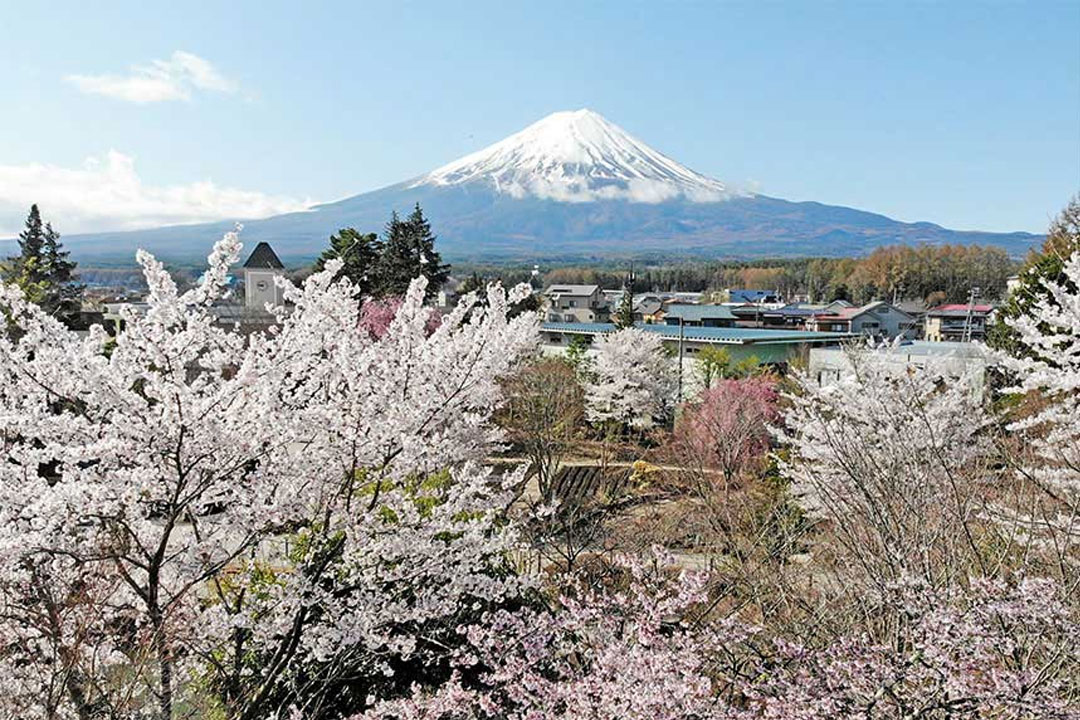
[243,242,284,269]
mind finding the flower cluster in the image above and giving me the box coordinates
[0,232,539,719]
[584,327,676,430]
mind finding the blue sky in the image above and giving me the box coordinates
[0,0,1077,236]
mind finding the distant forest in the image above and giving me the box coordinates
[458,244,1018,306]
[80,243,1017,307]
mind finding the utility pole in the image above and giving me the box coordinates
[961,286,981,343]
[677,317,685,402]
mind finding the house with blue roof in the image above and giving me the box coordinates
[662,304,738,327]
[540,321,851,367]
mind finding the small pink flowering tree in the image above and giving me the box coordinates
[359,296,442,339]
[674,377,779,486]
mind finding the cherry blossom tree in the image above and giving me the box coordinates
[0,230,539,720]
[356,559,1079,720]
[584,327,675,431]
[356,552,755,720]
[673,377,778,486]
[202,264,538,719]
[753,577,1079,718]
[1000,250,1080,553]
[777,343,994,589]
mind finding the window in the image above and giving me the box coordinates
[256,281,268,291]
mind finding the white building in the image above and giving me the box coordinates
[808,341,992,393]
[543,284,610,323]
[243,242,287,310]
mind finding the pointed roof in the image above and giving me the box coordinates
[243,242,284,270]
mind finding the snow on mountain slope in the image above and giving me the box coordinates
[413,109,735,203]
[54,109,1041,263]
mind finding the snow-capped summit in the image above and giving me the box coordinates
[62,109,1040,263]
[414,109,732,203]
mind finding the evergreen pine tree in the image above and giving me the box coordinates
[314,228,382,300]
[3,205,82,324]
[372,211,407,297]
[614,266,636,329]
[14,204,47,286]
[373,204,450,301]
[615,287,635,329]
[41,222,82,319]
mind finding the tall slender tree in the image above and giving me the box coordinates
[374,204,450,301]
[9,205,46,286]
[40,221,81,319]
[614,287,634,329]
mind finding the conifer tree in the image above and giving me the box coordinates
[374,204,450,302]
[459,271,486,298]
[614,287,634,329]
[314,227,382,300]
[12,205,46,286]
[41,221,81,319]
[2,205,81,323]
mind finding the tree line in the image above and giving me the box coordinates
[538,242,1018,305]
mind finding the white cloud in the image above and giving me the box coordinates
[496,176,729,204]
[0,151,311,236]
[66,51,237,103]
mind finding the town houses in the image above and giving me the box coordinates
[540,280,989,347]
[101,240,1002,391]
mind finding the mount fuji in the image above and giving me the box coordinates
[61,109,1040,263]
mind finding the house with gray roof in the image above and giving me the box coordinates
[543,284,610,323]
[805,301,917,339]
[924,303,995,342]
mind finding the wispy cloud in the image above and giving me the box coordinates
[0,151,311,236]
[66,51,237,103]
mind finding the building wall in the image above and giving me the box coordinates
[857,306,918,339]
[925,315,988,342]
[808,344,989,395]
[539,334,810,367]
[540,336,814,402]
[544,289,609,323]
[245,269,285,310]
